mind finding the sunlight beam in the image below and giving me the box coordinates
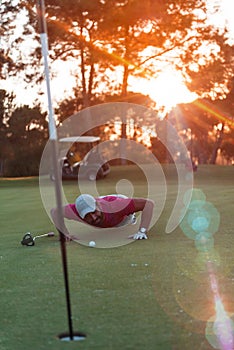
[194,100,234,127]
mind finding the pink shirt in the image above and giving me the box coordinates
[64,196,136,228]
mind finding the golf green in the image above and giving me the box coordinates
[0,165,233,350]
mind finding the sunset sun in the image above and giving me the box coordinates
[130,68,197,112]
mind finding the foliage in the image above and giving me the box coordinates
[55,89,155,124]
[6,105,48,176]
[0,0,19,78]
[0,0,38,80]
[0,91,48,176]
[1,1,234,172]
[169,96,234,164]
[0,89,17,175]
[1,0,233,104]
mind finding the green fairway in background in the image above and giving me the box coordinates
[0,165,233,350]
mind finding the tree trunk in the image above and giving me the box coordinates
[122,64,129,97]
[209,123,225,164]
[80,27,89,108]
[88,62,94,99]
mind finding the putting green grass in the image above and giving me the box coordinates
[0,165,233,350]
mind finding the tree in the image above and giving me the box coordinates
[5,105,48,176]
[169,96,234,164]
[2,0,233,105]
[212,76,234,163]
[0,89,17,175]
[28,0,234,163]
[0,0,37,80]
[1,0,234,170]
[98,0,233,99]
[0,1,18,78]
[28,0,111,108]
[0,88,50,176]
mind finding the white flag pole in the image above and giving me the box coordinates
[36,0,85,341]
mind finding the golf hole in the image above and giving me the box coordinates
[58,332,86,342]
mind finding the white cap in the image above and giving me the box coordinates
[75,194,96,219]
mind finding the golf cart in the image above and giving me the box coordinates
[58,136,110,181]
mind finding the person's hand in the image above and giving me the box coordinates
[128,228,148,240]
[133,232,148,240]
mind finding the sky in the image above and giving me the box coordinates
[207,0,234,43]
[1,0,234,112]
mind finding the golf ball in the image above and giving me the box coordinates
[89,241,96,247]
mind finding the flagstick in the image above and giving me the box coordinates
[36,0,85,341]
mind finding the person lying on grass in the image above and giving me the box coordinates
[51,194,155,240]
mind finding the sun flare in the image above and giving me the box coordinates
[130,68,197,112]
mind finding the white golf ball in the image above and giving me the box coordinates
[89,241,96,247]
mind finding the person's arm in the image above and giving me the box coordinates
[51,205,77,224]
[50,204,83,237]
[131,198,155,239]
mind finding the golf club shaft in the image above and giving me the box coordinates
[34,232,55,240]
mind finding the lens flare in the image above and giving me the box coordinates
[153,187,234,349]
[195,232,214,252]
[180,191,220,240]
[205,261,234,350]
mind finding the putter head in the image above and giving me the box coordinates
[21,232,35,246]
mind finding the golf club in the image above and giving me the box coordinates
[21,231,55,246]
